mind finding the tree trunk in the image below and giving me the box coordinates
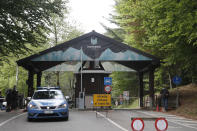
[168,72,172,89]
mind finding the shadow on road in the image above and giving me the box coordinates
[27,118,69,123]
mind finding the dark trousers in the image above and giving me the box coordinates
[6,102,11,112]
[0,102,2,110]
[162,98,168,110]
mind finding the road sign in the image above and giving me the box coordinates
[104,85,112,93]
[93,94,111,107]
[131,118,145,131]
[172,76,182,85]
[155,118,168,131]
[104,77,112,85]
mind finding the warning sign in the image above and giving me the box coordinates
[93,94,111,107]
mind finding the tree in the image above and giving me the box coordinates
[102,23,125,42]
[46,11,83,87]
[0,0,84,97]
[111,72,139,97]
[112,0,197,87]
[112,0,147,50]
[0,57,28,96]
[138,0,197,84]
[0,0,67,57]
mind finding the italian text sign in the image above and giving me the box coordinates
[93,94,111,107]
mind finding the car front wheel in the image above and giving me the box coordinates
[63,116,69,121]
[27,117,34,122]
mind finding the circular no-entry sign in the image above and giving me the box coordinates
[155,118,168,131]
[131,118,145,131]
[104,85,112,93]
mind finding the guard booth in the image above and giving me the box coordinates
[17,30,161,110]
[74,61,111,109]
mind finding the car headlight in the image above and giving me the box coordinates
[58,104,67,108]
[28,104,38,109]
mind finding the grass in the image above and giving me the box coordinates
[113,98,139,109]
[168,83,197,120]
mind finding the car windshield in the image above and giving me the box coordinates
[32,90,64,99]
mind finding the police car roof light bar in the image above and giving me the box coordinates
[37,87,61,90]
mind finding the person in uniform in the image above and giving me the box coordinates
[160,87,169,111]
[6,89,12,112]
[0,91,4,110]
[11,86,18,110]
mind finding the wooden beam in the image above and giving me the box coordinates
[37,72,42,87]
[149,68,155,108]
[28,71,34,97]
[139,72,144,107]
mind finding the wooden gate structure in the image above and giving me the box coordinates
[17,31,161,108]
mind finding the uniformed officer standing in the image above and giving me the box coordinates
[160,87,169,111]
[12,86,18,110]
[6,89,12,112]
[0,91,4,110]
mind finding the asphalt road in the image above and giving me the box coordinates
[0,110,197,131]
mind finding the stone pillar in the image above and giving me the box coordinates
[139,72,144,108]
[149,68,155,109]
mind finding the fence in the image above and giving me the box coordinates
[144,94,179,109]
[111,97,140,109]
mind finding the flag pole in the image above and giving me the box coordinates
[80,47,83,93]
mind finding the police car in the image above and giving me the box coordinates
[27,87,69,121]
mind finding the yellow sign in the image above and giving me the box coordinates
[93,94,111,107]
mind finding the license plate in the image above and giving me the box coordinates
[44,110,53,114]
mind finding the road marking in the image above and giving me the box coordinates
[137,111,197,130]
[164,115,177,117]
[168,126,182,129]
[0,113,26,127]
[173,119,197,123]
[185,123,197,126]
[167,120,197,130]
[96,112,128,131]
[170,117,187,120]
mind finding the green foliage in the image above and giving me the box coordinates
[0,58,28,96]
[49,12,84,46]
[112,0,197,90]
[112,98,139,109]
[102,24,126,42]
[0,40,50,96]
[0,0,83,97]
[0,0,67,57]
[111,72,139,97]
[113,0,147,50]
[42,71,74,96]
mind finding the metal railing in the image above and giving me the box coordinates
[111,97,140,109]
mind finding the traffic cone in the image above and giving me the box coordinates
[156,105,159,112]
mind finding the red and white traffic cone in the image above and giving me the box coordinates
[156,105,159,112]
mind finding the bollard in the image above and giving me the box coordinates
[156,105,159,112]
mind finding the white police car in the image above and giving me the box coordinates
[27,87,69,121]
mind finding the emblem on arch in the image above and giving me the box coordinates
[91,37,98,45]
